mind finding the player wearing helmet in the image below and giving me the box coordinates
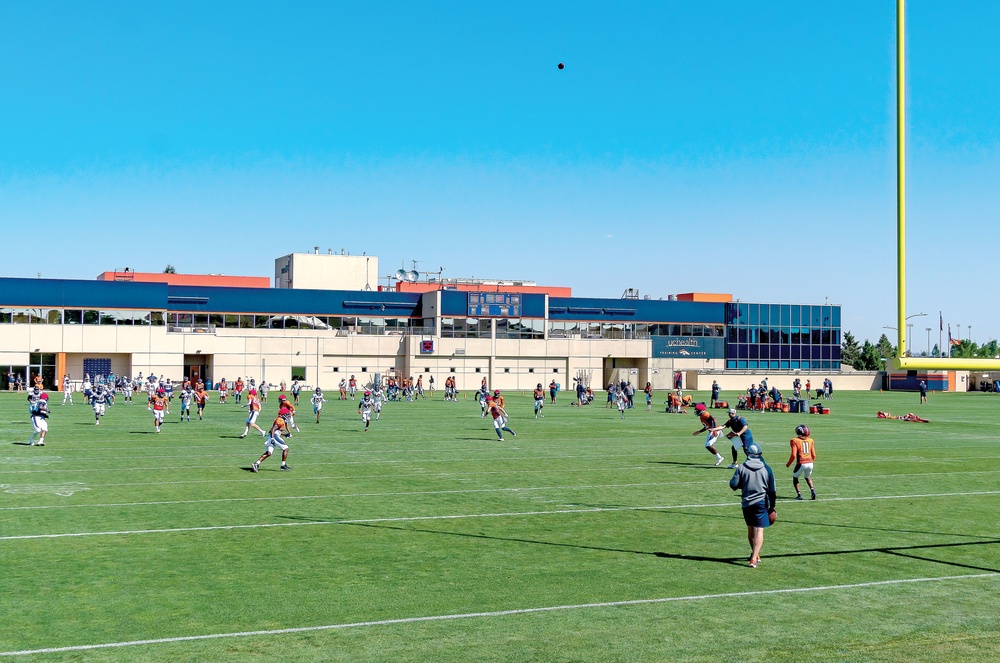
[533,384,545,418]
[722,408,755,468]
[179,384,194,422]
[787,424,817,500]
[277,395,301,434]
[239,389,267,438]
[492,389,505,410]
[486,395,517,442]
[477,384,490,417]
[28,392,50,445]
[150,391,168,432]
[359,390,374,431]
[251,409,291,472]
[310,387,327,423]
[348,375,358,400]
[693,404,725,466]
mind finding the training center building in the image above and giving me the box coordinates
[0,252,857,393]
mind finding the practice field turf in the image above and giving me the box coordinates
[0,387,998,661]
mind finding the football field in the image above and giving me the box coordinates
[1,387,998,661]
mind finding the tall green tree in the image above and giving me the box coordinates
[856,340,884,371]
[876,333,897,360]
[163,265,177,274]
[841,331,861,367]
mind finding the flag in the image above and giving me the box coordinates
[951,338,962,346]
[939,312,943,332]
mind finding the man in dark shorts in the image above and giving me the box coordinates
[729,442,776,568]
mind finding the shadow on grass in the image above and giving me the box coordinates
[648,461,724,469]
[344,514,1000,573]
[344,521,748,566]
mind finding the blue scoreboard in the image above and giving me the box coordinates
[468,292,521,317]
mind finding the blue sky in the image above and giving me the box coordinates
[1,1,998,347]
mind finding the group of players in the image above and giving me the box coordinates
[693,403,817,500]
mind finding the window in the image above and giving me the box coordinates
[224,314,239,328]
[84,310,100,324]
[254,315,269,329]
[134,311,151,326]
[528,368,535,373]
[475,368,481,373]
[64,309,82,324]
[361,367,367,372]
[553,368,559,373]
[291,366,306,381]
[210,314,225,328]
[503,368,510,373]
[150,311,165,326]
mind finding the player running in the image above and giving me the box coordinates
[486,396,517,442]
[692,404,725,466]
[477,384,490,417]
[787,424,817,500]
[179,384,194,422]
[359,390,375,431]
[28,392,50,446]
[310,387,327,423]
[194,386,209,420]
[348,375,358,400]
[250,409,292,472]
[91,384,108,425]
[150,391,168,432]
[277,395,301,434]
[239,389,267,438]
[533,383,545,418]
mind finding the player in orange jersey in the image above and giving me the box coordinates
[150,392,169,432]
[218,378,228,404]
[194,387,209,420]
[533,383,545,418]
[239,389,267,438]
[250,409,291,472]
[786,424,817,500]
[692,404,725,466]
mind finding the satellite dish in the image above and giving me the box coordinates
[406,270,419,282]
[394,269,407,281]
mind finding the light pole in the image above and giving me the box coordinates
[925,327,931,356]
[903,312,927,356]
[907,323,914,356]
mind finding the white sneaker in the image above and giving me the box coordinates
[715,456,724,466]
[727,463,738,469]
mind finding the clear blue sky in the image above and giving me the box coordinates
[1,1,997,348]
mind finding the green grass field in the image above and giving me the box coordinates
[0,386,998,662]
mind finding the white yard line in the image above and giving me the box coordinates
[1,573,996,657]
[2,489,999,541]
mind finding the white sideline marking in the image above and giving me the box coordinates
[2,489,999,542]
[0,573,996,657]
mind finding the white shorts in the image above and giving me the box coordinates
[154,410,165,422]
[792,462,814,479]
[93,403,105,416]
[264,435,289,454]
[313,404,322,414]
[493,416,508,430]
[219,390,227,397]
[704,432,720,448]
[361,411,372,423]
[535,399,544,408]
[246,411,260,425]
[31,416,48,433]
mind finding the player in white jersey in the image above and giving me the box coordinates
[615,387,628,420]
[62,374,73,405]
[358,390,375,431]
[91,384,108,424]
[28,393,50,445]
[477,385,489,417]
[310,387,327,423]
[122,378,134,404]
[179,386,194,422]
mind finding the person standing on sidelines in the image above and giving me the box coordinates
[234,377,245,404]
[28,392,50,446]
[62,374,73,405]
[722,407,755,469]
[486,395,517,441]
[919,381,928,404]
[549,379,558,404]
[692,404,725,466]
[710,380,720,408]
[310,387,327,423]
[218,378,228,404]
[644,382,653,412]
[240,389,267,438]
[729,442,776,568]
[786,424,817,500]
[251,410,291,472]
[348,375,358,400]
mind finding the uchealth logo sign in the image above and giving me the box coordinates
[652,336,724,359]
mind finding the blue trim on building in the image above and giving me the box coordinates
[0,277,167,309]
[548,297,726,323]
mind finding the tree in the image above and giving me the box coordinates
[931,343,940,357]
[841,331,861,368]
[876,333,897,360]
[163,265,177,274]
[856,340,883,371]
